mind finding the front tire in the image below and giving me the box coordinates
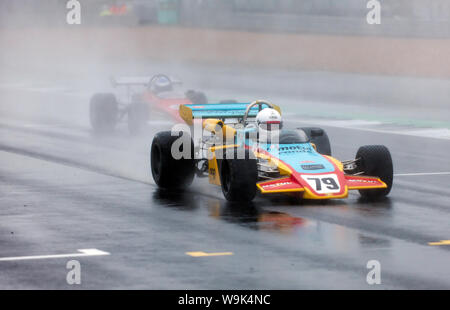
[356,145,393,199]
[89,93,118,133]
[220,150,257,202]
[151,131,195,189]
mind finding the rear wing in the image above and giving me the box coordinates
[110,76,182,88]
[179,102,282,125]
[111,76,151,87]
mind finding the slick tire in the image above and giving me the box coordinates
[220,149,257,202]
[299,127,332,156]
[89,93,118,133]
[356,145,393,199]
[151,131,195,189]
[185,90,208,105]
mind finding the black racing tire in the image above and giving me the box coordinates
[151,131,195,189]
[89,93,118,133]
[356,145,393,199]
[128,101,149,135]
[185,90,208,105]
[220,149,257,202]
[299,127,332,156]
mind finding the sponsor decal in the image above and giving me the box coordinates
[301,164,325,170]
[262,181,292,189]
[347,178,379,184]
[279,145,313,153]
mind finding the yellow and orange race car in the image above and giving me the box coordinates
[150,100,393,202]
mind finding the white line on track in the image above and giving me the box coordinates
[287,118,450,140]
[394,172,450,177]
[0,249,110,262]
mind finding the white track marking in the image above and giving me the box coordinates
[288,118,450,140]
[0,249,110,262]
[394,172,450,177]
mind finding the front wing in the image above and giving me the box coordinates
[257,175,386,199]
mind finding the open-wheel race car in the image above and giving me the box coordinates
[89,74,208,134]
[150,100,393,202]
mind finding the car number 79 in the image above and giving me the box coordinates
[301,174,341,194]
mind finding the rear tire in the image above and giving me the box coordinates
[151,131,195,189]
[220,149,257,202]
[356,145,393,199]
[186,90,208,105]
[89,93,118,133]
[299,127,332,156]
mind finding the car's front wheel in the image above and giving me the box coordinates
[151,131,195,189]
[89,93,118,133]
[220,149,257,202]
[356,145,393,199]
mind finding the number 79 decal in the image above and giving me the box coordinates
[301,174,341,194]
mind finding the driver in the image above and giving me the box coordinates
[256,108,282,131]
[151,76,173,94]
[255,108,283,144]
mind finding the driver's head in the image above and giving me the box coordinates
[256,108,282,133]
[152,76,173,93]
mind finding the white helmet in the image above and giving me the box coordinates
[256,108,282,132]
[152,76,173,93]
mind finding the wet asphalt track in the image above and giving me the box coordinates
[0,66,450,289]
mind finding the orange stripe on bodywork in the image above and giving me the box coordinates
[345,175,387,190]
[257,177,304,194]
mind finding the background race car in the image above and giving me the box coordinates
[89,74,208,134]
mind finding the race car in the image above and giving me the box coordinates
[89,74,208,134]
[150,100,393,202]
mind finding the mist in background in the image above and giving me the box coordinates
[0,0,449,128]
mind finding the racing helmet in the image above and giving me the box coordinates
[256,108,283,132]
[152,76,173,93]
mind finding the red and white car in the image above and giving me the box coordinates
[89,74,208,134]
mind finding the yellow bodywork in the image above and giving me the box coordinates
[207,144,239,185]
[202,119,236,141]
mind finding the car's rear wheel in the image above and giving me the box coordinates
[356,145,393,199]
[220,149,257,202]
[186,90,208,105]
[151,131,195,189]
[299,127,331,156]
[89,93,118,133]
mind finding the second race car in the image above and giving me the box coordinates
[89,74,208,134]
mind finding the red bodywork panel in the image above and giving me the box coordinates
[142,92,192,124]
